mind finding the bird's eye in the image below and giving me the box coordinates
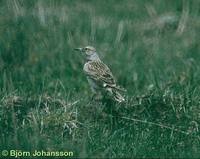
[85,48,88,51]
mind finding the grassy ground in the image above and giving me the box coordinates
[0,0,200,158]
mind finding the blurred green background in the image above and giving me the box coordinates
[0,0,200,158]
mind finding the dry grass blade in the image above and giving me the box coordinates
[121,116,190,136]
[176,0,189,35]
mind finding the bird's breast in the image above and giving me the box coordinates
[83,62,93,74]
[83,63,89,74]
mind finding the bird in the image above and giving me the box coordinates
[74,46,125,103]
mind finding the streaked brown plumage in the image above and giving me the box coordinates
[75,46,125,102]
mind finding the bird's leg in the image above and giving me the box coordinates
[91,93,96,100]
[91,87,97,100]
[91,92,102,101]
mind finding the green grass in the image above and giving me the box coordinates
[0,0,200,158]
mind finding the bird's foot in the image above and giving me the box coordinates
[91,93,102,101]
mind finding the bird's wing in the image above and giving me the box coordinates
[84,60,117,88]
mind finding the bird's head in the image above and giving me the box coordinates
[74,46,99,61]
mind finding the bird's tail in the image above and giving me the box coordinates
[112,89,125,103]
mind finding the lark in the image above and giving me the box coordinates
[74,46,125,103]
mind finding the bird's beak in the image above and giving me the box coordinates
[74,48,83,52]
